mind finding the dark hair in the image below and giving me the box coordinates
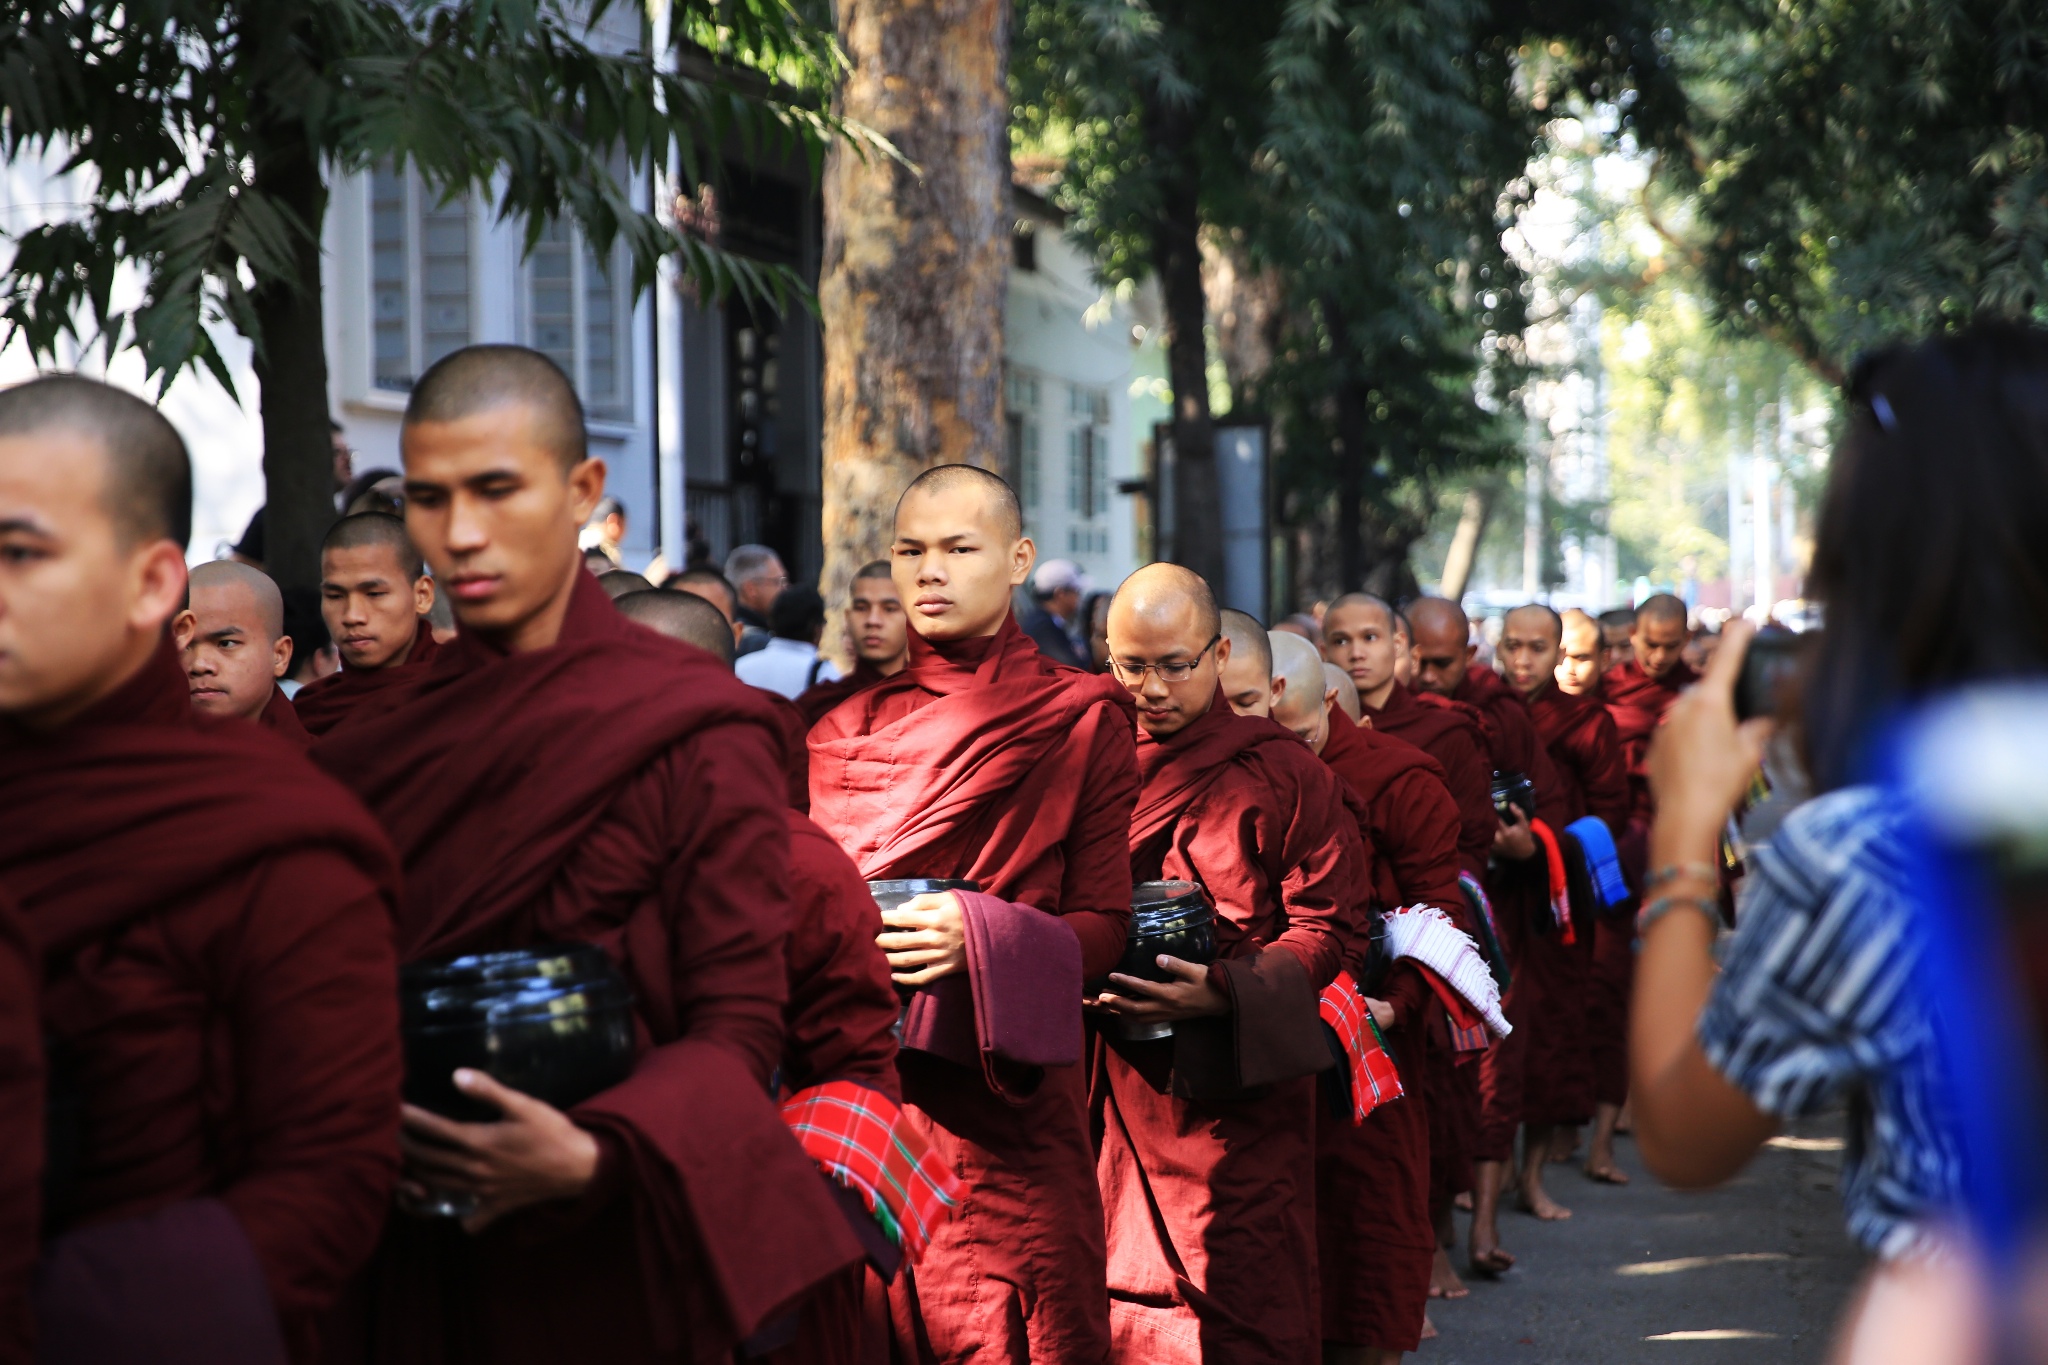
[1597,608,1635,632]
[0,374,191,549]
[616,589,735,666]
[769,584,828,641]
[1804,322,2048,790]
[403,344,587,470]
[323,511,423,582]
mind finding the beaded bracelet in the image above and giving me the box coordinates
[1644,861,1719,892]
[1637,893,1720,936]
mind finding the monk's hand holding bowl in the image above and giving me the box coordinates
[1093,957,1230,1023]
[878,890,968,986]
[399,1068,601,1234]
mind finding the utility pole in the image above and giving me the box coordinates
[1726,374,1746,616]
[1753,402,1774,622]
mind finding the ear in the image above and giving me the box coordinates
[133,541,189,635]
[1464,640,1478,663]
[1009,534,1036,588]
[1214,633,1232,670]
[272,633,294,679]
[1324,684,1339,710]
[1268,674,1283,707]
[171,607,198,652]
[414,574,436,616]
[566,458,608,527]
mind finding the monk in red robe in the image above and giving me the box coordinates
[175,558,309,748]
[799,560,907,725]
[1322,592,1494,1294]
[1556,609,1604,697]
[808,464,1139,1365]
[0,885,38,1364]
[618,586,938,1365]
[292,512,440,736]
[1091,571,1358,1365]
[1264,629,1465,1364]
[1591,593,1697,1170]
[0,375,403,1361]
[313,345,861,1364]
[1410,597,1572,1273]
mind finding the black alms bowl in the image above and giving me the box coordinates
[1119,881,1219,983]
[867,878,982,914]
[400,944,637,1124]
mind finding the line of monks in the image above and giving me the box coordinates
[0,346,1702,1365]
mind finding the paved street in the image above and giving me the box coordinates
[1421,1112,1864,1363]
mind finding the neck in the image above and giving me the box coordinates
[873,652,908,678]
[1361,676,1397,711]
[382,624,419,669]
[479,558,582,654]
[15,627,164,733]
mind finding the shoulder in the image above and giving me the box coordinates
[1753,786,1905,909]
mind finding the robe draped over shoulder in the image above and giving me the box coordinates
[0,886,37,1365]
[291,619,439,738]
[314,571,861,1365]
[0,643,402,1362]
[257,683,311,749]
[1361,685,1496,879]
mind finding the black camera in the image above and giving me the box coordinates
[1491,770,1535,825]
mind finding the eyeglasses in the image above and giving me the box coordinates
[1109,634,1222,685]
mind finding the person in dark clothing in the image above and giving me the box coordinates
[1021,557,1090,668]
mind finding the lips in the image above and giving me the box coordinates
[448,575,499,602]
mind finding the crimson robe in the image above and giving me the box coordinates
[796,661,888,727]
[808,615,1139,1365]
[314,571,862,1364]
[1593,657,1698,1109]
[1314,708,1464,1353]
[1099,694,1360,1365]
[1360,684,1495,879]
[1451,667,1570,1160]
[291,619,440,737]
[763,689,816,813]
[766,811,905,1365]
[0,886,38,1365]
[258,683,311,750]
[1524,682,1630,1125]
[0,642,403,1362]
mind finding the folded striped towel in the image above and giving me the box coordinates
[1318,969,1406,1124]
[1382,904,1511,1039]
[1564,815,1630,909]
[781,1080,962,1260]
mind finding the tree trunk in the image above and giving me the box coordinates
[1326,299,1366,591]
[1147,88,1223,588]
[1439,480,1497,599]
[244,9,334,594]
[818,0,1010,610]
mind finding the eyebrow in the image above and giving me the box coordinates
[201,626,248,642]
[0,515,54,536]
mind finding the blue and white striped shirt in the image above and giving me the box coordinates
[1696,785,1961,1260]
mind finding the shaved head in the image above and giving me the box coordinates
[1219,608,1271,678]
[670,567,737,622]
[1406,596,1475,697]
[1635,593,1687,628]
[1558,608,1602,695]
[1325,663,1361,722]
[616,589,735,666]
[1407,596,1470,641]
[323,511,423,583]
[1500,603,1566,697]
[1111,563,1221,641]
[403,343,587,471]
[854,559,893,584]
[897,463,1023,542]
[1504,602,1562,646]
[597,569,653,600]
[1326,592,1396,634]
[1269,631,1334,751]
[0,374,191,549]
[190,560,284,641]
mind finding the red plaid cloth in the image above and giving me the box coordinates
[1318,970,1407,1125]
[1530,818,1574,944]
[780,1080,961,1260]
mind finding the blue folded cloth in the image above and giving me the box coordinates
[1565,815,1630,908]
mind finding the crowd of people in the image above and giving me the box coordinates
[6,325,2036,1364]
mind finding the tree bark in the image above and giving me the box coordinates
[1439,480,1498,600]
[818,0,1011,610]
[1147,89,1223,588]
[244,7,334,594]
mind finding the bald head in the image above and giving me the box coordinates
[1631,592,1690,680]
[1219,609,1270,678]
[897,463,1023,542]
[1326,592,1396,634]
[1325,663,1361,722]
[403,343,587,470]
[0,374,191,549]
[323,511,423,583]
[1269,631,1334,751]
[1558,608,1602,695]
[616,589,736,666]
[190,560,284,640]
[1635,593,1687,629]
[1110,563,1221,641]
[1504,602,1562,646]
[1407,597,1475,697]
[597,569,653,601]
[1218,607,1275,717]
[1500,603,1565,697]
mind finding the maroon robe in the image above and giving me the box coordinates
[1593,657,1698,1108]
[808,614,1139,1365]
[1524,682,1629,1126]
[1100,694,1360,1365]
[1315,709,1463,1353]
[1451,667,1570,1160]
[291,619,440,737]
[258,683,311,750]
[768,811,905,1365]
[314,571,861,1364]
[1360,684,1495,879]
[0,886,37,1365]
[797,661,889,727]
[0,642,403,1362]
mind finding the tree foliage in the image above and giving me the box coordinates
[0,0,860,399]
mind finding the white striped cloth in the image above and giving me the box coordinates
[1383,904,1510,1039]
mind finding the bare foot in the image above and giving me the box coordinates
[1421,1313,1439,1340]
[1615,1101,1633,1135]
[1453,1191,1473,1212]
[1584,1159,1631,1185]
[1467,1243,1516,1278]
[1515,1185,1573,1221]
[1430,1246,1470,1299]
[1548,1127,1581,1163]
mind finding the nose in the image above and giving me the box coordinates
[444,494,488,555]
